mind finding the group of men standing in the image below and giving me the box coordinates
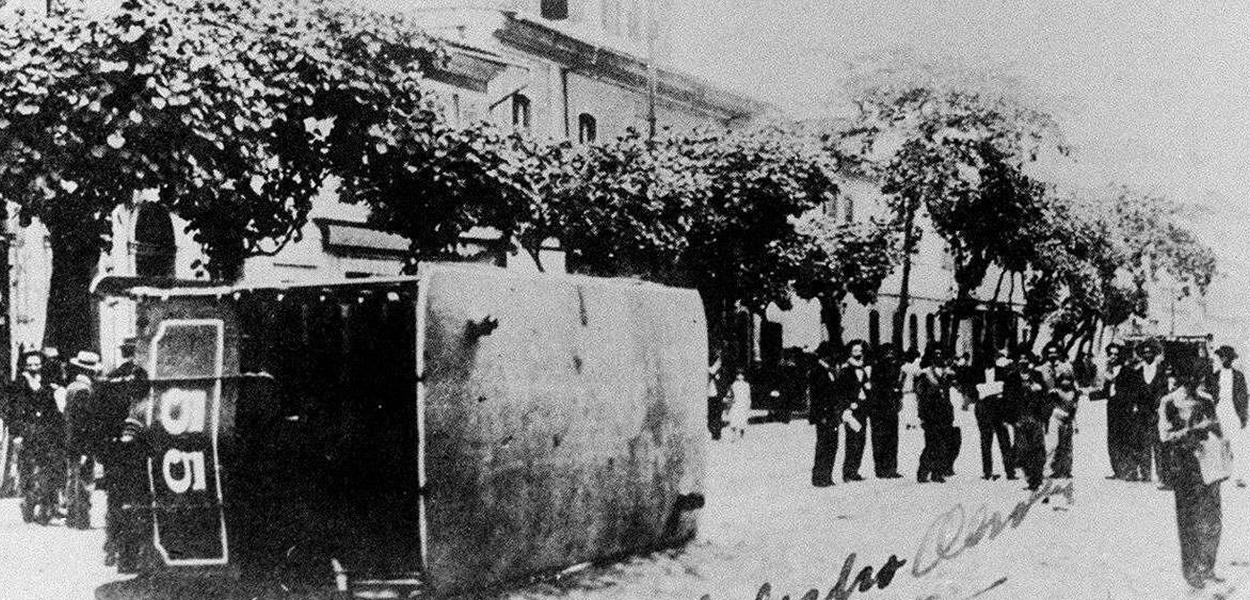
[808,340,906,486]
[1102,341,1249,488]
[802,335,1250,492]
[0,338,149,567]
[807,339,1085,489]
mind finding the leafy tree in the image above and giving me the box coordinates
[823,50,1070,350]
[345,120,548,272]
[541,130,699,283]
[542,127,846,363]
[1014,184,1216,350]
[791,212,901,346]
[677,127,839,331]
[0,0,442,351]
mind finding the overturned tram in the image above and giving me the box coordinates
[93,263,708,596]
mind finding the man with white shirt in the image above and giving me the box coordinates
[1206,345,1248,488]
[973,349,1017,481]
[1134,340,1170,485]
[834,340,873,483]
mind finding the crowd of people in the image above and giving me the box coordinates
[0,338,150,570]
[709,336,1248,591]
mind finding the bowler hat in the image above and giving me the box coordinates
[119,336,138,350]
[1215,345,1238,360]
[68,351,103,372]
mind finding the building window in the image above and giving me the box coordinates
[134,205,176,278]
[541,0,568,20]
[824,196,840,220]
[577,113,597,143]
[511,94,531,130]
[760,319,782,368]
[844,194,855,223]
[868,310,880,349]
[925,313,935,344]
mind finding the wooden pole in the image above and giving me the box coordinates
[645,0,657,140]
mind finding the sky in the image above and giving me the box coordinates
[664,0,1250,334]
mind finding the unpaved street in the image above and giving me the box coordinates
[2,399,1247,599]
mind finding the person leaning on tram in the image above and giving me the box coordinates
[1157,359,1227,591]
[100,388,158,571]
[95,337,150,567]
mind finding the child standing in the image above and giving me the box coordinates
[727,370,752,440]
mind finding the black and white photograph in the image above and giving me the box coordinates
[0,0,1245,598]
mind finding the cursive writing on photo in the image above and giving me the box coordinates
[912,480,1075,578]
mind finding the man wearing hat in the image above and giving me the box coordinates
[63,350,103,530]
[1207,345,1248,488]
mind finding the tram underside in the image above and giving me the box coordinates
[227,288,423,583]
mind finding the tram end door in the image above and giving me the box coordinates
[124,293,240,580]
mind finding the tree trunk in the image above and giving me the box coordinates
[991,269,1006,303]
[892,195,919,349]
[819,295,843,350]
[43,233,99,355]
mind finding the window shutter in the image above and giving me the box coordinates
[541,0,568,20]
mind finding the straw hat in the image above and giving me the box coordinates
[68,351,103,373]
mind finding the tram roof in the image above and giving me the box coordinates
[92,263,686,301]
[91,274,421,299]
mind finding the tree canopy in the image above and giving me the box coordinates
[816,50,1217,351]
[0,0,442,349]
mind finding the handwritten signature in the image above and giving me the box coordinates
[912,479,1075,578]
[707,480,1074,600]
[710,552,907,600]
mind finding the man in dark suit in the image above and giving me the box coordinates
[1207,345,1248,487]
[1135,340,1169,485]
[973,349,1017,480]
[916,347,956,483]
[809,343,843,487]
[835,340,873,483]
[1097,342,1145,480]
[6,350,65,525]
[868,344,903,479]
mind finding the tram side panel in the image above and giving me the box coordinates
[420,268,707,593]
